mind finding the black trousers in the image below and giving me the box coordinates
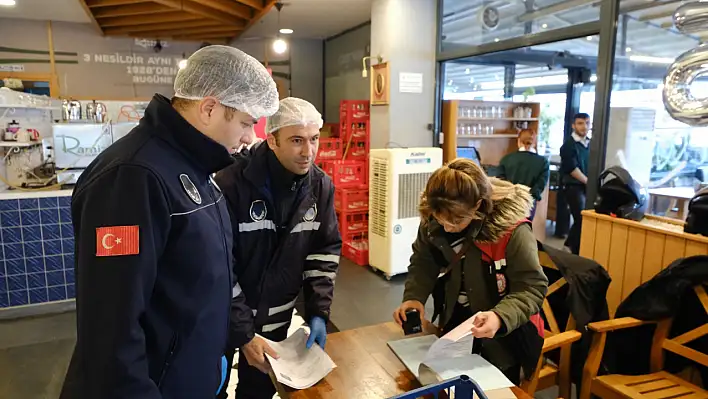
[563,184,586,255]
[442,303,521,385]
[216,326,290,399]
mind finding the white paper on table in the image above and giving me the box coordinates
[422,315,476,364]
[263,328,337,390]
[419,354,514,392]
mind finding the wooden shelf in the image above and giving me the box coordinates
[458,117,538,122]
[457,134,518,140]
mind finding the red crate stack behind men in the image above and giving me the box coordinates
[316,100,370,266]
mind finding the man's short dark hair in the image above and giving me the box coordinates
[573,113,590,122]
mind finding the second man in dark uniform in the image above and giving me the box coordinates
[216,97,342,399]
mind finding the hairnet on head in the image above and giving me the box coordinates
[173,45,279,120]
[266,97,324,134]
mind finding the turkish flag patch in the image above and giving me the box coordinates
[96,226,139,257]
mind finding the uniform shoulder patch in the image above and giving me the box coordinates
[96,226,139,257]
[250,200,267,222]
[179,174,202,205]
[303,204,317,222]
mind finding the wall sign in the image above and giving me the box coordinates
[0,64,25,72]
[370,62,390,106]
[399,72,423,94]
[82,53,182,85]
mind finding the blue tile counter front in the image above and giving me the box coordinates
[0,196,75,308]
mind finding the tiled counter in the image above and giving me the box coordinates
[0,190,74,308]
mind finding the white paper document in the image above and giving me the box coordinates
[263,328,337,390]
[388,317,514,394]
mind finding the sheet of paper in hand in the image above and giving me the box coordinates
[387,315,513,393]
[263,328,337,390]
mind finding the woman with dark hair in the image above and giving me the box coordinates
[393,158,548,384]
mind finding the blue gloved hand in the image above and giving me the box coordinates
[216,355,228,394]
[306,316,327,349]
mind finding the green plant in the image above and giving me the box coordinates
[538,103,559,147]
[522,87,536,101]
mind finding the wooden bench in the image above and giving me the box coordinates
[580,285,708,399]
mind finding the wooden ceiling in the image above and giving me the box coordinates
[79,0,278,43]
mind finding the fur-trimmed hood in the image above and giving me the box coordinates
[426,178,534,243]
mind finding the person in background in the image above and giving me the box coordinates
[560,113,591,254]
[59,46,279,399]
[392,159,548,384]
[215,97,341,399]
[498,129,550,220]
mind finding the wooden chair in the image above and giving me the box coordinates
[521,251,583,399]
[580,284,708,399]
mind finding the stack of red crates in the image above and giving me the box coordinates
[316,100,370,266]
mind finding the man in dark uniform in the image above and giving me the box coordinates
[60,46,279,399]
[215,97,341,399]
[559,113,591,254]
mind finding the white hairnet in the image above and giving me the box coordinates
[173,45,279,120]
[266,97,324,134]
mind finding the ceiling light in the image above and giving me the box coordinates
[494,38,500,42]
[447,79,453,86]
[469,77,475,84]
[586,36,593,41]
[625,47,632,52]
[0,0,16,5]
[590,74,597,82]
[279,28,293,35]
[178,59,188,70]
[272,38,287,54]
[541,23,548,29]
[629,55,674,65]
[465,68,470,74]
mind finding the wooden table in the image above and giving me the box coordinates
[273,322,532,399]
[648,187,696,220]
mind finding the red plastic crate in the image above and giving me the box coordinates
[324,160,367,188]
[343,139,369,160]
[334,188,368,212]
[317,138,342,160]
[337,210,368,234]
[343,234,369,266]
[340,100,370,119]
[340,120,369,142]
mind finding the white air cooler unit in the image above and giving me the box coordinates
[369,147,443,279]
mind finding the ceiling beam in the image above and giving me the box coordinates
[76,0,104,33]
[185,0,252,20]
[620,0,682,14]
[129,26,243,38]
[235,0,264,10]
[518,0,601,23]
[93,3,173,18]
[150,0,246,25]
[86,0,149,7]
[233,0,277,40]
[99,11,199,27]
[172,33,232,42]
[103,19,220,35]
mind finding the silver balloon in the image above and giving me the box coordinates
[663,43,708,126]
[673,1,708,35]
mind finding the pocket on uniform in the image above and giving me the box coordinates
[157,332,179,388]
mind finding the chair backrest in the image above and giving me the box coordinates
[651,284,708,371]
[539,250,576,335]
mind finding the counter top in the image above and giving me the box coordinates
[0,188,72,200]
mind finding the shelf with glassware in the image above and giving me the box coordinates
[441,99,540,165]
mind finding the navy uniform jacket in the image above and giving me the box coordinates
[215,142,341,344]
[60,95,250,399]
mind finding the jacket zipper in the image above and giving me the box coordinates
[208,176,232,351]
[157,332,179,388]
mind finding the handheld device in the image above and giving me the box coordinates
[403,309,423,335]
